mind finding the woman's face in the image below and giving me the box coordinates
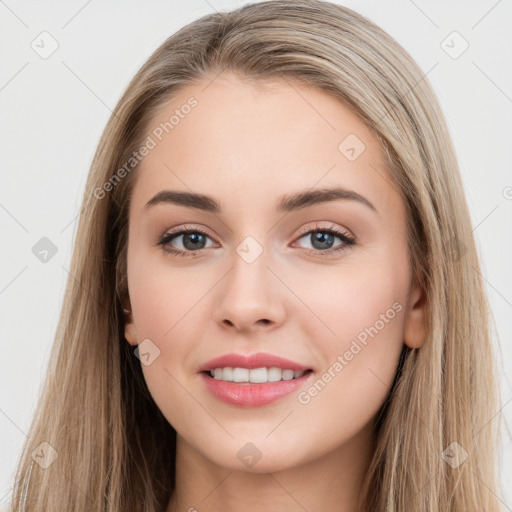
[124,72,426,472]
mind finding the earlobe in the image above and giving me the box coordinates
[122,299,138,346]
[403,285,427,349]
[124,320,138,346]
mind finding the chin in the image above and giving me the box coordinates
[200,438,308,474]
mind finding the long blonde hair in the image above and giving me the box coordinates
[8,1,502,510]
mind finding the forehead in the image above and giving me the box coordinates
[131,72,398,216]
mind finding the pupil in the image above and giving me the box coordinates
[312,232,334,250]
[183,233,206,250]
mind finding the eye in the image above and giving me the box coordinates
[292,223,355,256]
[157,223,356,258]
[157,225,216,257]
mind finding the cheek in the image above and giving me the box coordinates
[126,251,215,422]
[294,250,408,437]
[295,250,407,353]
[127,246,212,342]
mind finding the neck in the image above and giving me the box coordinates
[166,422,375,512]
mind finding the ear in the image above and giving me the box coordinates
[122,297,138,347]
[403,284,427,349]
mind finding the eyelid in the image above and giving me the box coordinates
[157,221,356,256]
[294,222,354,239]
[161,223,217,239]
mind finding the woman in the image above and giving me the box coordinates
[8,1,503,510]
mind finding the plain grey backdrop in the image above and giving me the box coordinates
[1,0,511,508]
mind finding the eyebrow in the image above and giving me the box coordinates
[144,186,377,214]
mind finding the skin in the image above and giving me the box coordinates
[123,72,427,512]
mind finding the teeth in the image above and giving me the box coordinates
[209,367,306,383]
[267,367,282,382]
[282,369,294,381]
[249,367,267,383]
[223,367,234,381]
[233,367,249,382]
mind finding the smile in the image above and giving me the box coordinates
[201,369,314,407]
[207,367,309,383]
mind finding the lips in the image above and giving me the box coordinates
[199,352,312,373]
[198,352,315,407]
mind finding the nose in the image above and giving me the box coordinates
[212,248,287,332]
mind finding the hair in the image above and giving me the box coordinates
[7,1,503,511]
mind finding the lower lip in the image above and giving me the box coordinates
[200,371,313,407]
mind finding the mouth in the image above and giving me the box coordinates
[200,366,315,407]
[198,352,315,407]
[202,367,314,383]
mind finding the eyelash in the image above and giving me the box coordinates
[157,223,356,258]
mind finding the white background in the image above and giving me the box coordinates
[1,0,511,508]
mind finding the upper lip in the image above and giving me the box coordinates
[199,352,312,372]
